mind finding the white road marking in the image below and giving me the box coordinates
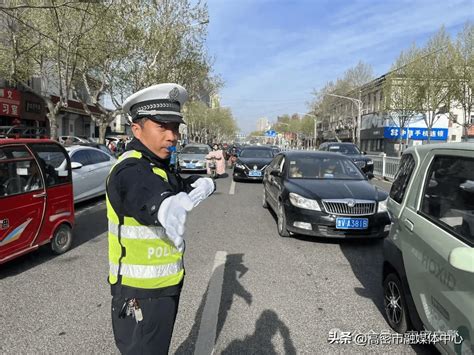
[229,180,236,195]
[194,251,227,355]
[75,200,105,216]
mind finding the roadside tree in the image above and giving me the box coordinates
[383,45,422,155]
[451,22,474,139]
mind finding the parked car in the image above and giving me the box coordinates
[0,139,74,264]
[59,135,93,145]
[0,125,48,139]
[177,144,211,172]
[382,143,473,354]
[262,151,390,238]
[233,146,274,182]
[59,145,116,203]
[319,142,374,174]
[76,142,115,156]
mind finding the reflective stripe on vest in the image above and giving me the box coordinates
[109,221,166,240]
[107,150,184,290]
[109,260,183,279]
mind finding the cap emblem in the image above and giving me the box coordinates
[169,87,180,101]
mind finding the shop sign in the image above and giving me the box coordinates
[384,127,448,140]
[25,101,42,113]
[0,88,20,117]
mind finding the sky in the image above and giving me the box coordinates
[205,0,473,134]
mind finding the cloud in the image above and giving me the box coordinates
[207,0,473,133]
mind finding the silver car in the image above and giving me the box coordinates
[178,144,211,172]
[59,145,116,202]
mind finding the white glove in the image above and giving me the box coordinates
[189,178,215,207]
[157,192,194,252]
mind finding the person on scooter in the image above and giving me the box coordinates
[206,143,226,178]
[227,145,239,168]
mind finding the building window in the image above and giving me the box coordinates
[470,115,474,125]
[451,135,457,141]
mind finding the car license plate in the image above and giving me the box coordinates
[249,170,262,177]
[186,163,195,169]
[336,217,368,230]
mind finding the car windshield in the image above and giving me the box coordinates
[240,149,273,158]
[287,156,365,180]
[327,145,361,155]
[181,146,210,154]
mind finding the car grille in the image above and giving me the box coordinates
[354,160,366,168]
[183,159,200,163]
[322,199,376,216]
[244,164,268,171]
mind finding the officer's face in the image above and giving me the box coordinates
[132,119,180,159]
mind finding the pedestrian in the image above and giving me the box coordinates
[107,139,116,153]
[107,83,215,355]
[169,145,177,172]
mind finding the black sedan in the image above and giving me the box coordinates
[233,146,274,182]
[319,142,374,174]
[262,151,390,238]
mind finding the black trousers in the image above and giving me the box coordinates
[111,295,180,355]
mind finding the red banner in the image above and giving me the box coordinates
[0,88,20,117]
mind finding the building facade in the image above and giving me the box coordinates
[316,74,472,156]
[256,117,270,132]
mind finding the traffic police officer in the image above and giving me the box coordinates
[107,83,215,354]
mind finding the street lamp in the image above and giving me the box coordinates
[325,93,363,146]
[291,112,319,148]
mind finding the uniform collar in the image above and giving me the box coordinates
[126,138,170,166]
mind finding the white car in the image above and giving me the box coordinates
[59,136,94,145]
[62,145,116,202]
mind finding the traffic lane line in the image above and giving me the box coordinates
[229,180,236,195]
[194,251,227,355]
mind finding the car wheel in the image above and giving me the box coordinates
[262,187,268,208]
[383,273,410,333]
[51,224,73,255]
[277,202,290,237]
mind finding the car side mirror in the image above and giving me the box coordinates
[449,247,474,273]
[270,169,281,177]
[366,172,374,180]
[71,162,83,170]
[362,151,367,155]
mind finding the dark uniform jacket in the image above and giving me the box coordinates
[107,138,200,298]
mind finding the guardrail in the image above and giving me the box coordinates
[366,154,400,180]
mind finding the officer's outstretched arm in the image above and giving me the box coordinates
[157,192,194,252]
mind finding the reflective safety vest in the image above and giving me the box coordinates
[107,150,184,289]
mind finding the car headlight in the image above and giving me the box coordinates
[366,160,374,165]
[289,193,321,211]
[179,159,184,165]
[235,163,245,169]
[378,197,388,212]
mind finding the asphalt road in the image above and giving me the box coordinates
[0,170,432,354]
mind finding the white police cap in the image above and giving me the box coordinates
[122,83,188,124]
